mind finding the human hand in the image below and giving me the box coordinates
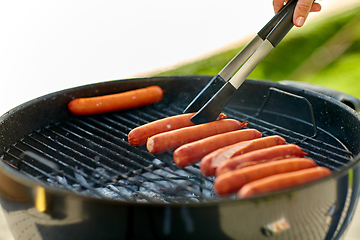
[273,0,321,27]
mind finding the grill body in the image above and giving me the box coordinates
[0,76,360,240]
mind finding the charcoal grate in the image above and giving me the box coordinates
[1,96,354,204]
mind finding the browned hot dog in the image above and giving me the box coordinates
[214,158,318,196]
[147,119,248,154]
[128,113,196,146]
[173,128,261,167]
[69,85,164,115]
[200,135,286,176]
[215,144,308,176]
[237,166,331,198]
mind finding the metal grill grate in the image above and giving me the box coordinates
[1,96,354,204]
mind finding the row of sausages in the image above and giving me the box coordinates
[67,85,331,199]
[128,113,332,199]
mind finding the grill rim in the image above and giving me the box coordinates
[1,76,360,206]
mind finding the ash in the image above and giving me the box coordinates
[47,159,218,203]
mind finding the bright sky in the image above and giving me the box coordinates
[0,0,358,115]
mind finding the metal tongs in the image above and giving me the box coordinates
[185,0,298,124]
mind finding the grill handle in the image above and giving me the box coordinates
[279,80,360,112]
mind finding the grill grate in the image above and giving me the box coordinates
[1,97,354,204]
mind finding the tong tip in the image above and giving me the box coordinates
[183,75,226,114]
[190,81,237,124]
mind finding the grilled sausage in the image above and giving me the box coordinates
[68,85,164,115]
[200,135,286,176]
[173,128,260,167]
[147,119,247,154]
[214,158,318,196]
[215,144,308,176]
[237,166,331,198]
[128,113,196,146]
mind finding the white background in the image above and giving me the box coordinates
[0,0,357,115]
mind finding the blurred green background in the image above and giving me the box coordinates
[154,5,360,99]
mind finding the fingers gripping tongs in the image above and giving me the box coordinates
[184,0,297,124]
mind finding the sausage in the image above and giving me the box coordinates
[215,144,308,176]
[147,119,247,154]
[128,113,196,146]
[200,135,286,176]
[237,166,331,199]
[173,128,260,167]
[68,85,164,115]
[214,158,318,196]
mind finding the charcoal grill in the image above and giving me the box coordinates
[0,76,360,240]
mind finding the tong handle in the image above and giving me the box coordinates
[258,0,297,40]
[267,3,296,46]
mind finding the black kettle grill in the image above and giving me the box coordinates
[0,76,360,240]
